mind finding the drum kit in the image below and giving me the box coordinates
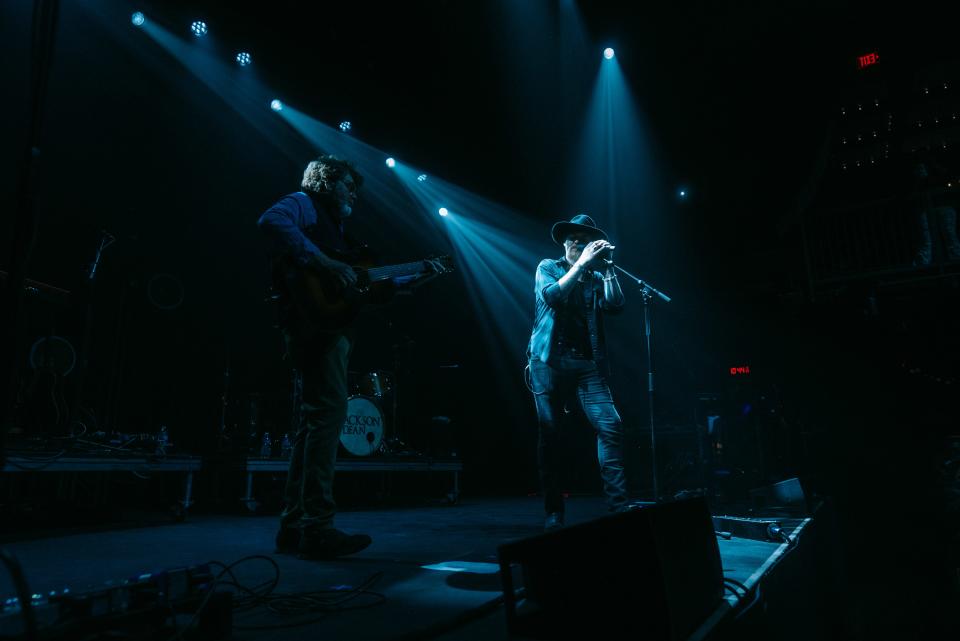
[340,370,410,457]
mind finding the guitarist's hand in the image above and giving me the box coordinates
[316,256,357,291]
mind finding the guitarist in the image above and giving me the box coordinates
[257,155,372,559]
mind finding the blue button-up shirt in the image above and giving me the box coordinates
[257,191,350,333]
[527,257,623,369]
[257,191,347,265]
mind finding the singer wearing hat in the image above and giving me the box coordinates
[527,214,629,531]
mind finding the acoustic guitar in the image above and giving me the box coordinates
[278,248,453,330]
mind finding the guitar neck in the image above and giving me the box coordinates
[365,261,430,283]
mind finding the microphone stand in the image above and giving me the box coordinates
[69,230,115,435]
[217,356,230,452]
[613,263,671,503]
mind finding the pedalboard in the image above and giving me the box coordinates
[0,563,231,640]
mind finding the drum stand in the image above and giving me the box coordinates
[379,340,418,456]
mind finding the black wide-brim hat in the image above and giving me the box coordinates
[551,214,609,245]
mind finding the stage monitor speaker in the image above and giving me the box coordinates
[497,497,723,640]
[748,476,807,512]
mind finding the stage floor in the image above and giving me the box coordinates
[0,497,807,640]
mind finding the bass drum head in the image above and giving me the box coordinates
[340,396,384,456]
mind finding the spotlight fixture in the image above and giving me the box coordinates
[270,99,283,112]
[385,157,396,168]
[417,174,428,182]
[131,12,145,27]
[603,47,615,60]
[191,21,208,37]
[339,121,352,133]
[678,189,687,199]
[236,52,252,66]
[438,207,449,217]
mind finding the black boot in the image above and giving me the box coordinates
[544,512,564,532]
[298,527,372,559]
[275,526,302,553]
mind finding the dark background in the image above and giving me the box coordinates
[2,1,958,632]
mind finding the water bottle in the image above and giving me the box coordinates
[157,425,169,455]
[280,433,293,459]
[260,432,272,458]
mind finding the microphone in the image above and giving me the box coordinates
[87,230,117,280]
[596,244,615,267]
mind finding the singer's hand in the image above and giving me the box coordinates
[575,239,616,268]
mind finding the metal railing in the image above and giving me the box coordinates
[801,195,957,284]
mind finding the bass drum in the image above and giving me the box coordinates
[340,396,384,456]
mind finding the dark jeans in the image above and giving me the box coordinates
[280,331,352,532]
[915,205,960,265]
[529,356,628,515]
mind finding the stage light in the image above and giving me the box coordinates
[438,207,449,217]
[131,12,145,26]
[417,174,428,182]
[603,47,615,60]
[270,99,283,111]
[339,121,352,132]
[385,157,396,168]
[678,188,688,199]
[191,21,208,37]
[236,52,252,66]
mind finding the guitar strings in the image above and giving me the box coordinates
[366,261,427,281]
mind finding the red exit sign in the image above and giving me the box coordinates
[729,366,751,376]
[857,51,880,69]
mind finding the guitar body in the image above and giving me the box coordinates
[277,248,452,332]
[282,250,391,331]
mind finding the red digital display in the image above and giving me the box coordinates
[729,366,751,376]
[857,52,880,69]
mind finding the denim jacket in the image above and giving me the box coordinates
[527,257,623,369]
